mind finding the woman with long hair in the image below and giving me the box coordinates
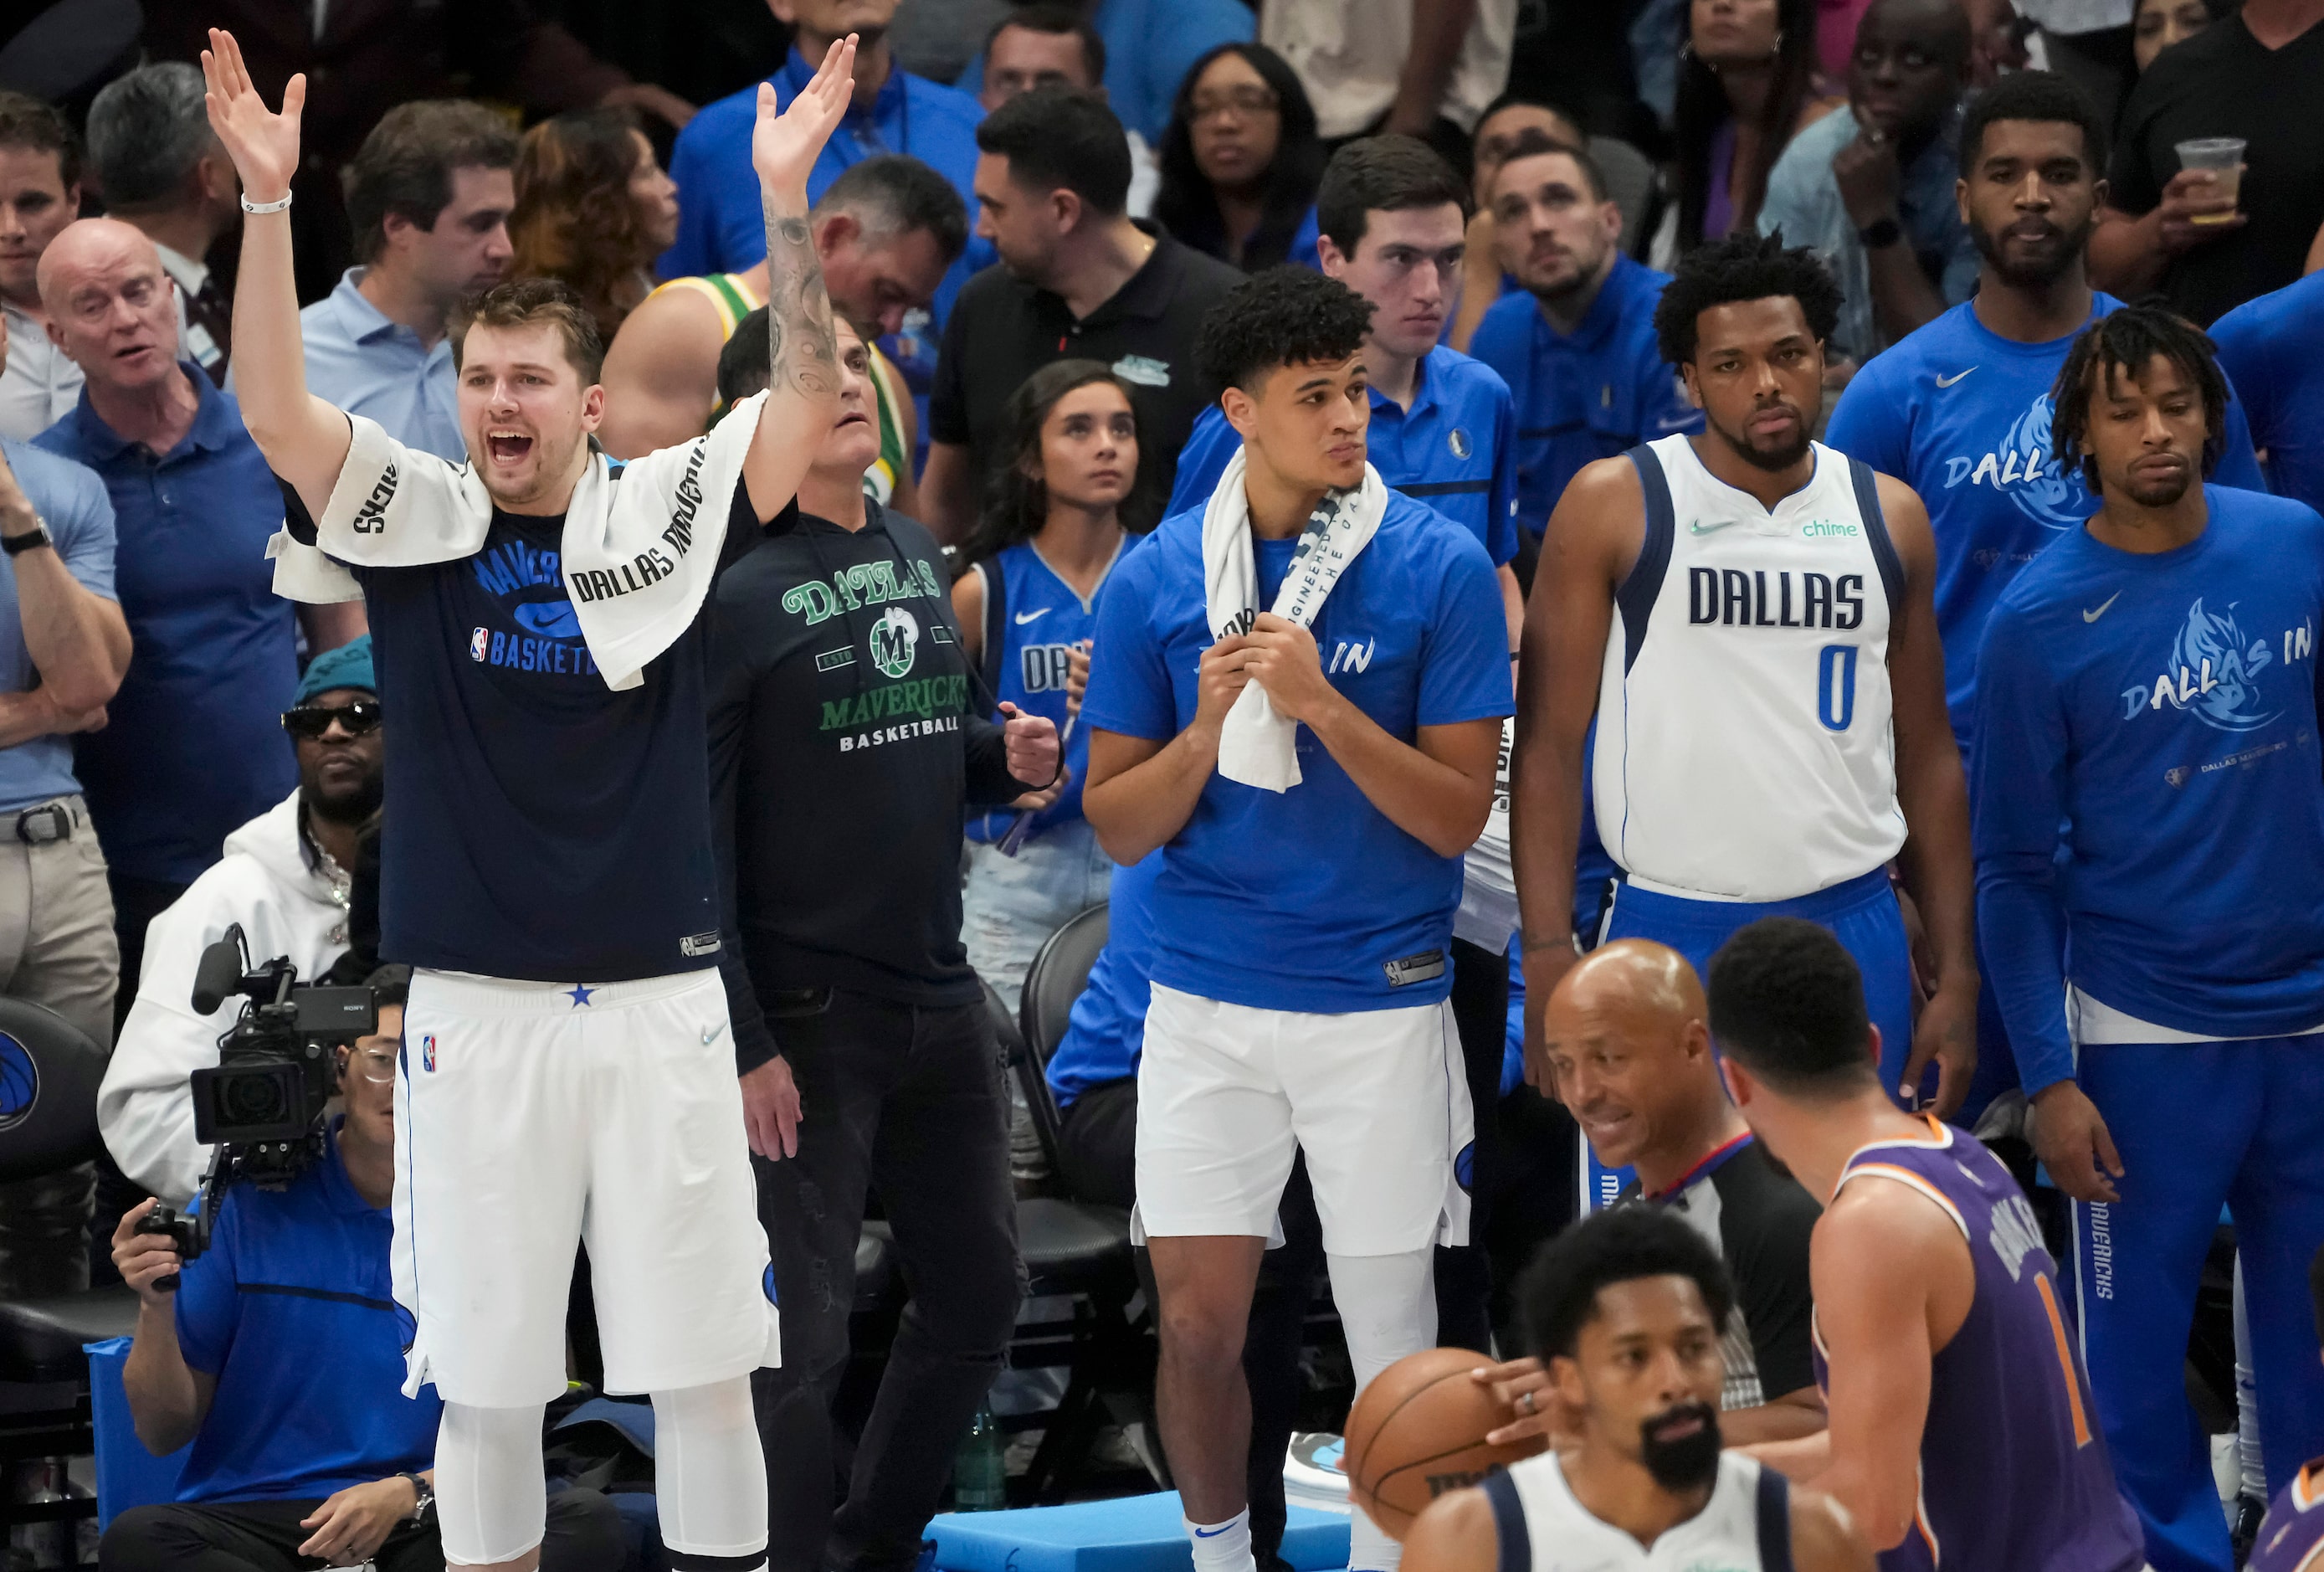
[952,361,1144,1002]
[509,107,681,338]
[1153,43,1327,271]
[1673,0,1839,251]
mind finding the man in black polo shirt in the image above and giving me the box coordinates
[711,315,1059,1572]
[1486,939,1826,1448]
[920,87,1241,540]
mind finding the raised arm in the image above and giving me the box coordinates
[737,38,854,521]
[1878,476,1978,1117]
[1510,458,1635,1076]
[200,31,352,516]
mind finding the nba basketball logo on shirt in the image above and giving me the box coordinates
[421,1034,437,1072]
[469,628,489,663]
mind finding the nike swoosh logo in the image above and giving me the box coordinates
[2083,591,2122,624]
[702,1021,728,1045]
[1688,519,1740,535]
[1014,608,1053,624]
[1935,367,1978,388]
[1193,1528,1232,1539]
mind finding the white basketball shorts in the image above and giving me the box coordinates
[392,968,781,1407]
[1134,984,1474,1255]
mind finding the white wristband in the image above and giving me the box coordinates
[240,191,293,214]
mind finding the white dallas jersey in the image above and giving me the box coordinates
[1484,1450,1794,1572]
[1593,435,1906,902]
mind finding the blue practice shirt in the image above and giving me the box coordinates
[1046,848,1162,1107]
[1824,295,2268,751]
[1082,491,1513,1012]
[35,368,298,886]
[2210,270,2324,517]
[966,535,1141,844]
[1467,254,1701,538]
[279,271,462,461]
[662,48,992,414]
[956,0,1254,142]
[1971,489,2324,1092]
[0,439,113,814]
[1166,347,1521,567]
[173,1122,439,1503]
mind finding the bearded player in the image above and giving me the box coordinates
[202,29,855,1572]
[1403,1207,1870,1572]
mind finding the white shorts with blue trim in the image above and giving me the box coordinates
[392,967,780,1407]
[1133,984,1474,1256]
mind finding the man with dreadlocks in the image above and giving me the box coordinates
[1973,301,2324,1572]
[1509,229,1978,1119]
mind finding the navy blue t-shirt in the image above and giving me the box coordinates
[172,1122,439,1503]
[354,485,760,982]
[1082,491,1513,1012]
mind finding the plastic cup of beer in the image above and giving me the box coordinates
[2176,138,2246,224]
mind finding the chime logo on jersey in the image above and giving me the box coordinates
[869,606,921,679]
[1939,394,2089,530]
[2119,599,2303,732]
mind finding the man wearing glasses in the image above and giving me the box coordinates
[100,638,384,1208]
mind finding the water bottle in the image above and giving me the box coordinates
[952,1405,1008,1511]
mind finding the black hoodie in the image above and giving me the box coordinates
[709,501,1039,1071]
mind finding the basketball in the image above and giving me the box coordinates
[1343,1346,1548,1539]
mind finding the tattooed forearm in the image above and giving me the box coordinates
[763,203,839,401]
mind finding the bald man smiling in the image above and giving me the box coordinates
[1485,940,1827,1448]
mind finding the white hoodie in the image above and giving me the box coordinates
[100,791,351,1205]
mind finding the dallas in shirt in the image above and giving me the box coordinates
[1080,491,1512,1015]
[1824,294,2267,751]
[1164,345,1521,569]
[1971,485,2324,1094]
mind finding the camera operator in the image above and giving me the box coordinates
[99,965,623,1572]
[99,637,381,1207]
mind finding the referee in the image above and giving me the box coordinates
[710,314,1058,1572]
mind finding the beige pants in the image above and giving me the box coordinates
[0,794,116,1296]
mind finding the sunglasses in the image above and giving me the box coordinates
[281,698,384,740]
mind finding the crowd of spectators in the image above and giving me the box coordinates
[0,0,2314,1569]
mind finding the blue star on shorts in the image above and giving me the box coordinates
[567,984,597,1008]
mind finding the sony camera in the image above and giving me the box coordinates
[136,923,377,1271]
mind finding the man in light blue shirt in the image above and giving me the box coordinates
[0,335,128,1302]
[1757,0,1980,367]
[277,101,516,461]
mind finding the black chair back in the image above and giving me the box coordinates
[0,999,104,1184]
[1019,902,1109,1068]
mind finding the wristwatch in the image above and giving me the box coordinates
[1,523,51,557]
[1856,217,1904,249]
[398,1472,434,1523]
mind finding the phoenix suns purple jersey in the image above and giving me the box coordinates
[1812,1117,2146,1572]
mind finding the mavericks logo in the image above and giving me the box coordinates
[2120,599,2300,732]
[869,607,921,679]
[1940,394,2088,531]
